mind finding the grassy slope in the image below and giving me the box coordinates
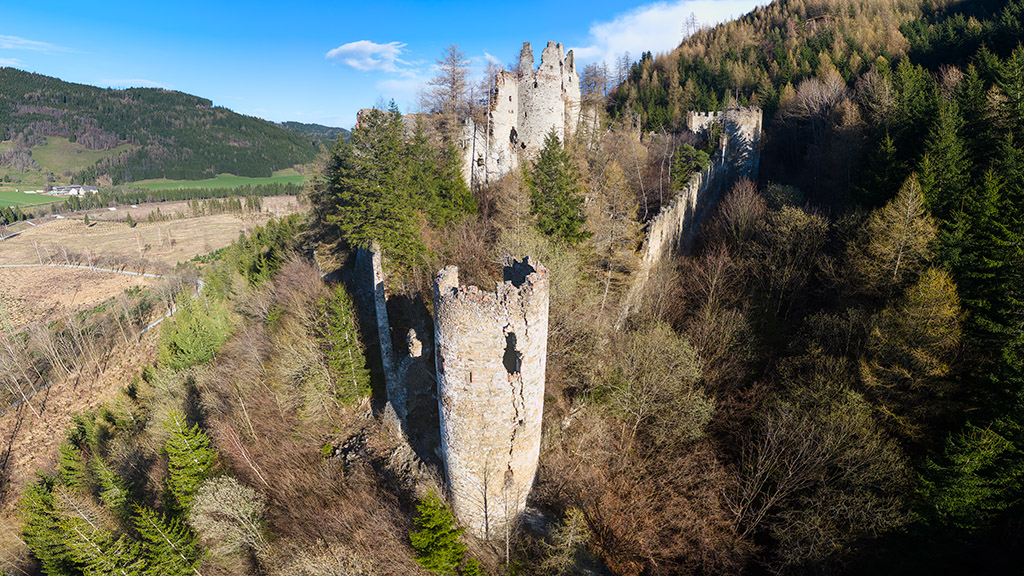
[29,137,134,174]
[130,169,307,190]
[0,189,61,207]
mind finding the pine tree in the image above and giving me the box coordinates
[322,285,371,404]
[526,130,590,244]
[134,506,204,576]
[410,491,466,576]
[20,479,79,576]
[163,410,216,512]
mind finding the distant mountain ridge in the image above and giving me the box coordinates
[0,68,319,184]
[278,121,349,143]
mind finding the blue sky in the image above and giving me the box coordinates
[1,0,761,129]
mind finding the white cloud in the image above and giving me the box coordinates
[0,57,22,66]
[571,0,764,68]
[0,34,69,53]
[326,40,409,72]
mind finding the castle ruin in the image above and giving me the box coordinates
[618,107,763,325]
[433,259,550,539]
[461,42,581,187]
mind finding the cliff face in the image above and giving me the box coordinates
[460,42,581,187]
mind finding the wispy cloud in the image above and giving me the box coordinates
[0,57,22,66]
[571,0,763,67]
[0,34,70,53]
[326,40,409,72]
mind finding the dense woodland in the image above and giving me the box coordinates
[0,69,319,183]
[3,0,1024,574]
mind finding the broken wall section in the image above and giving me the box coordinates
[461,42,581,187]
[433,258,550,539]
[619,107,762,324]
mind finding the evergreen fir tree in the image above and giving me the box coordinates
[59,443,89,492]
[322,284,371,403]
[134,506,204,576]
[526,130,591,244]
[323,104,425,271]
[919,100,971,220]
[859,132,905,207]
[64,516,146,576]
[410,491,466,576]
[20,479,79,576]
[91,456,130,519]
[163,410,216,512]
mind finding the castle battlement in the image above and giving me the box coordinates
[433,258,550,539]
[461,42,581,187]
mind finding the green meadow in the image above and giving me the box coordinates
[131,170,308,191]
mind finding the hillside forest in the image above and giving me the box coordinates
[0,68,321,184]
[2,0,1024,575]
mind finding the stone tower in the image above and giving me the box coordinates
[461,42,580,187]
[433,259,550,539]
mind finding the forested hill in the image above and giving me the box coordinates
[0,68,318,183]
[278,121,350,144]
[607,0,1024,572]
[613,0,1023,131]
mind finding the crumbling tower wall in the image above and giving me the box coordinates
[433,259,550,539]
[461,42,580,187]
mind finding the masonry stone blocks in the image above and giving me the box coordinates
[461,42,581,187]
[433,259,550,538]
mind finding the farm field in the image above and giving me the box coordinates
[0,137,134,194]
[29,137,134,174]
[131,168,308,190]
[0,195,302,270]
[0,188,63,207]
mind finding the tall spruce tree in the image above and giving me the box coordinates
[410,491,466,575]
[322,284,371,404]
[20,479,79,576]
[319,104,425,270]
[526,130,590,244]
[134,506,204,576]
[163,411,216,513]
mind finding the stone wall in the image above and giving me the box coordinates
[618,107,762,324]
[433,259,549,539]
[461,42,581,187]
[369,245,406,423]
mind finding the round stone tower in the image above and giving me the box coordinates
[432,258,549,539]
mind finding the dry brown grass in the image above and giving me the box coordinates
[0,267,157,331]
[0,196,301,272]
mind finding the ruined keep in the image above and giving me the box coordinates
[461,42,581,187]
[433,259,550,539]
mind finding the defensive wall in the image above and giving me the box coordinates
[618,107,762,324]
